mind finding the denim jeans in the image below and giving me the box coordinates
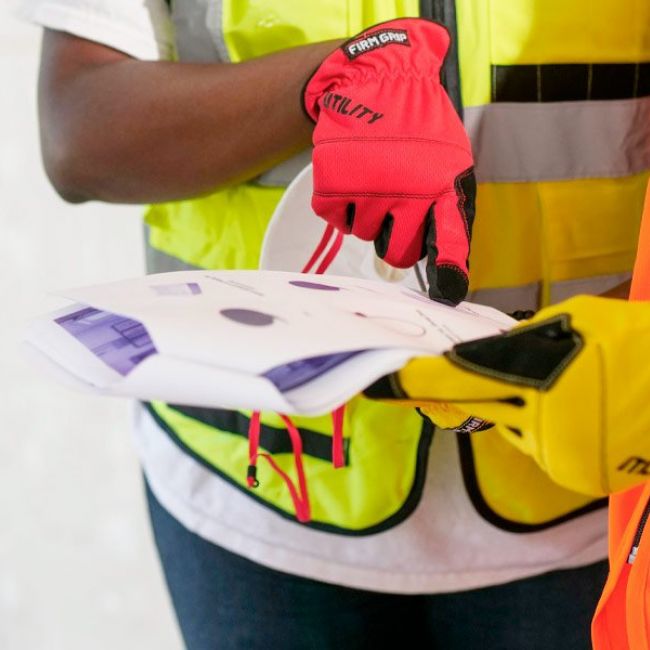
[145,480,607,650]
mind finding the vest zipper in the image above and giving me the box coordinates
[419,0,463,118]
[628,496,650,564]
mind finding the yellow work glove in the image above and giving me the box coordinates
[365,295,650,497]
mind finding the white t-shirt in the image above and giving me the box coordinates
[15,0,174,61]
[19,0,608,594]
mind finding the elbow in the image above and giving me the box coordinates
[47,176,91,204]
[41,138,94,204]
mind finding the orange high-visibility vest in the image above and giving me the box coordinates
[592,187,650,649]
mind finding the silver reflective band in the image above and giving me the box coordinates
[255,150,313,188]
[168,0,228,62]
[465,97,650,183]
[468,273,631,312]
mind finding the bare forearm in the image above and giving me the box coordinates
[38,30,338,203]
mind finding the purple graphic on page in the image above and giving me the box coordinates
[289,280,341,291]
[151,282,201,296]
[56,307,157,376]
[220,308,278,326]
[263,351,365,391]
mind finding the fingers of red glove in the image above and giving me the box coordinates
[427,262,469,306]
[312,195,428,268]
[348,196,397,242]
[311,195,394,243]
[310,194,355,234]
[425,168,476,305]
[373,199,431,269]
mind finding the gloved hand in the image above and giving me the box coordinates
[303,18,476,305]
[365,295,650,496]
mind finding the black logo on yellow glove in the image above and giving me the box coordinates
[618,456,650,476]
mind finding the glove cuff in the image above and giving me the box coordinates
[303,18,451,122]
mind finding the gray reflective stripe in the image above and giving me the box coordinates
[549,272,630,304]
[145,215,631,305]
[468,272,631,312]
[465,97,650,183]
[144,227,199,274]
[169,1,304,187]
[169,0,229,62]
[255,150,313,187]
[468,284,540,313]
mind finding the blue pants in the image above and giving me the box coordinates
[146,481,607,650]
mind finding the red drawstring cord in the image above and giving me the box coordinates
[314,231,343,274]
[303,225,346,470]
[246,413,311,523]
[301,224,344,275]
[247,225,346,522]
[331,405,346,469]
[277,414,311,522]
[246,411,261,488]
[302,224,335,273]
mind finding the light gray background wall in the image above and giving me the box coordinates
[1,7,183,649]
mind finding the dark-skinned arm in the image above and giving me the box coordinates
[38,29,340,204]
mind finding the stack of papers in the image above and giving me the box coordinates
[23,270,515,415]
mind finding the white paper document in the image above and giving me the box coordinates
[23,270,515,415]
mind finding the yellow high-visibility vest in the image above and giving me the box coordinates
[144,0,650,532]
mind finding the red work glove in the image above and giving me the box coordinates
[303,18,476,305]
